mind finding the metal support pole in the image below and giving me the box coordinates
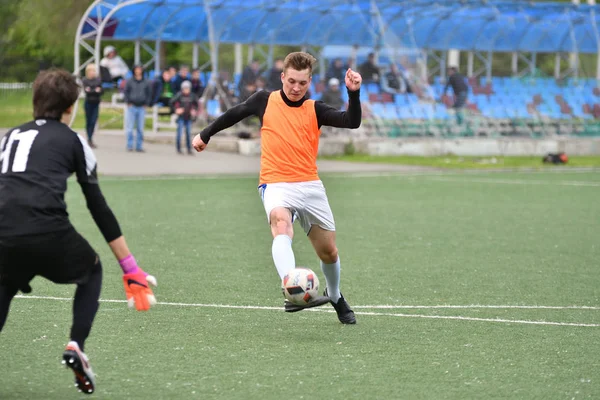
[467,51,474,77]
[154,40,160,74]
[134,40,141,65]
[554,53,561,79]
[192,43,199,69]
[350,46,358,70]
[247,45,254,63]
[448,49,459,68]
[511,52,518,76]
[531,52,537,76]
[152,39,160,135]
[267,40,274,69]
[486,51,492,83]
[319,49,326,78]
[234,43,243,75]
[440,52,447,80]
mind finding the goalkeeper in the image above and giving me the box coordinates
[0,68,157,395]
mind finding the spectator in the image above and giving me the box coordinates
[443,66,469,124]
[170,81,199,155]
[359,52,380,84]
[172,65,190,94]
[168,66,177,81]
[325,58,346,85]
[82,64,104,149]
[190,68,205,98]
[381,64,407,95]
[99,45,129,82]
[320,78,345,110]
[124,65,152,152]
[239,60,261,93]
[266,59,284,91]
[255,76,267,93]
[239,81,257,102]
[152,68,174,106]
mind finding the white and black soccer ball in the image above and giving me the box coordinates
[282,267,320,305]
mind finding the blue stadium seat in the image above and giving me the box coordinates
[206,99,221,117]
[370,103,385,118]
[365,83,381,94]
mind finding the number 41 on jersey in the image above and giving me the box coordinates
[0,129,40,173]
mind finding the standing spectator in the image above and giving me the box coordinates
[238,60,261,94]
[99,46,129,83]
[82,64,103,149]
[190,68,205,98]
[266,59,283,91]
[152,69,174,106]
[443,66,469,124]
[172,65,190,94]
[124,65,152,152]
[321,78,345,110]
[359,52,380,84]
[170,81,199,155]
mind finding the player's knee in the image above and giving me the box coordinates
[319,246,338,264]
[270,209,293,235]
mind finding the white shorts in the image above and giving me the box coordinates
[258,180,335,235]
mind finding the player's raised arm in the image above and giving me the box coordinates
[314,68,362,129]
[192,90,269,152]
[73,137,157,311]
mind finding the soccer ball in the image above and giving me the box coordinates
[282,268,320,305]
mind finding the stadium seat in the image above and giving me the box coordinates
[206,99,221,117]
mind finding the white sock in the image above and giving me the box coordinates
[320,256,341,303]
[272,235,296,280]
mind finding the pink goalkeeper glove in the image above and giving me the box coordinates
[119,255,157,311]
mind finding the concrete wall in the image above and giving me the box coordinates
[227,137,600,157]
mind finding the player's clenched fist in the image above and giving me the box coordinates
[345,68,362,92]
[192,134,207,152]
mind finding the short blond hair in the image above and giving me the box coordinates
[283,52,317,75]
[85,64,97,78]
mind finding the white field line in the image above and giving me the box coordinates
[311,309,600,328]
[424,176,600,187]
[14,295,599,328]
[352,304,600,310]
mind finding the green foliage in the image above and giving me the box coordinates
[0,0,95,80]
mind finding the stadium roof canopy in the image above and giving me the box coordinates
[80,0,599,53]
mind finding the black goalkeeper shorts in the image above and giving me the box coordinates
[0,227,98,293]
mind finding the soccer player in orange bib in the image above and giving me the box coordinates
[193,52,362,324]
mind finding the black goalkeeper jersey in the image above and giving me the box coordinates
[0,119,121,242]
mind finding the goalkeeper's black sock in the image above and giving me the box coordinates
[70,259,103,352]
[0,284,18,332]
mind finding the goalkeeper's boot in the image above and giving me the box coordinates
[62,341,96,395]
[284,295,331,313]
[325,289,356,324]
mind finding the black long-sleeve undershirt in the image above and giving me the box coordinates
[79,182,122,243]
[199,89,361,143]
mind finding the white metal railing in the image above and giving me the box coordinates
[0,82,32,90]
